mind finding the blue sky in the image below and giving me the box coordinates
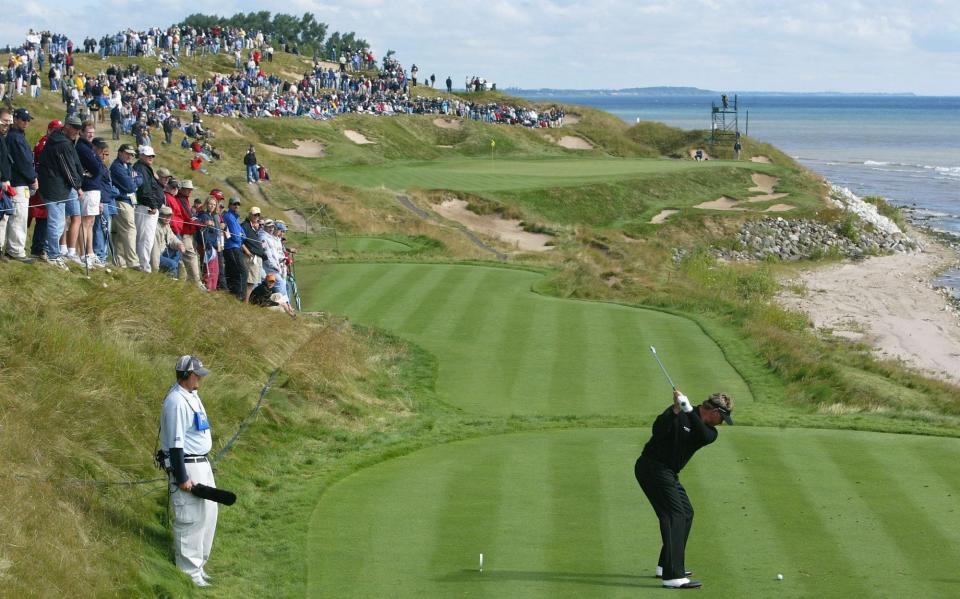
[6,1,959,94]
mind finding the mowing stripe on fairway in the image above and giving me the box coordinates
[306,427,960,599]
[316,157,763,194]
[300,262,751,416]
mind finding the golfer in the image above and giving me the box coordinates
[634,389,733,589]
[159,355,218,588]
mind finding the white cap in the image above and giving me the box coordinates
[138,145,156,157]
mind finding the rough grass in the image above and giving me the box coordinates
[0,263,417,597]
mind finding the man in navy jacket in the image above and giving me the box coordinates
[4,108,38,260]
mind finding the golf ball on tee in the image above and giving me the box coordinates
[777,573,784,580]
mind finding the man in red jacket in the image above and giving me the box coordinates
[168,178,202,286]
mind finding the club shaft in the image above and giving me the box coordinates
[651,349,676,390]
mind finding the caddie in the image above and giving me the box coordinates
[159,355,218,588]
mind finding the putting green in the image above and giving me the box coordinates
[300,263,751,415]
[308,427,960,598]
[316,156,759,193]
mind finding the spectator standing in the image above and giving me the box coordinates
[0,110,12,251]
[159,355,217,588]
[243,145,258,184]
[132,145,164,271]
[196,194,222,291]
[109,103,121,140]
[5,108,39,261]
[170,179,202,286]
[37,115,84,270]
[221,197,247,300]
[91,138,118,265]
[241,207,265,301]
[76,121,105,267]
[109,143,141,267]
[28,119,63,258]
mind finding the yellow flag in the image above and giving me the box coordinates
[490,139,496,148]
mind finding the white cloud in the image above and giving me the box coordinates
[2,0,958,93]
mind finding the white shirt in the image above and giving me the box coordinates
[160,383,212,456]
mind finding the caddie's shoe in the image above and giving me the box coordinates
[656,568,693,578]
[200,569,213,582]
[191,574,211,587]
[662,577,702,589]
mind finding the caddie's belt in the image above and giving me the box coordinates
[184,455,208,463]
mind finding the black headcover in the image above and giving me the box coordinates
[190,483,237,506]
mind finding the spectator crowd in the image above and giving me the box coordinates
[0,106,297,315]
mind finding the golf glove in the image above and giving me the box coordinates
[677,394,693,413]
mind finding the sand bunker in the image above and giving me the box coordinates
[436,145,454,149]
[764,204,795,212]
[554,135,593,150]
[749,173,780,195]
[563,114,581,126]
[433,118,461,130]
[434,198,553,252]
[694,196,743,211]
[747,193,791,203]
[344,130,376,145]
[751,155,772,164]
[649,209,679,224]
[262,139,326,158]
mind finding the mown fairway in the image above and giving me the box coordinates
[315,156,763,193]
[307,427,960,598]
[300,263,751,415]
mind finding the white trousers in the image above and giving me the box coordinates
[170,461,218,580]
[134,205,158,271]
[2,186,29,258]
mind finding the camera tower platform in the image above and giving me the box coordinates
[710,94,740,144]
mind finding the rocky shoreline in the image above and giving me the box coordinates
[715,185,922,262]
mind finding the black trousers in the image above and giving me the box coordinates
[223,247,247,301]
[635,456,693,580]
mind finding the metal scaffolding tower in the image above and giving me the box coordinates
[710,94,740,144]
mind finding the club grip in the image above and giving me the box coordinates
[190,483,237,506]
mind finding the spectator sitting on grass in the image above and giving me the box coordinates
[151,204,183,276]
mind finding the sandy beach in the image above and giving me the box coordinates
[779,229,960,385]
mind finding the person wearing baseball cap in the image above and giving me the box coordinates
[4,108,38,261]
[109,143,143,268]
[153,195,184,275]
[133,144,164,271]
[159,355,218,587]
[634,390,733,589]
[222,191,247,300]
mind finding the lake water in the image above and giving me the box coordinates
[518,92,960,289]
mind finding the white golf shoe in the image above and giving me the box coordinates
[662,577,702,589]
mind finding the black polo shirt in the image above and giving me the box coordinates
[640,405,718,474]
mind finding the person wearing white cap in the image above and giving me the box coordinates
[132,145,163,271]
[159,355,218,588]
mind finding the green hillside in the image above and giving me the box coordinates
[3,48,959,598]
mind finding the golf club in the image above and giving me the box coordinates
[649,346,677,390]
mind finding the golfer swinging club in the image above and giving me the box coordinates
[635,388,733,589]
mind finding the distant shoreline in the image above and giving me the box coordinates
[510,87,928,98]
